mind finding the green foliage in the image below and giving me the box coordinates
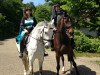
[47,0,100,36]
[23,2,36,11]
[0,0,23,40]
[74,30,100,53]
[0,0,37,40]
[75,51,100,57]
[35,4,51,22]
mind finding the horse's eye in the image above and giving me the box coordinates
[45,32,48,34]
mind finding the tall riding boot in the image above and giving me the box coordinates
[15,42,23,58]
[19,40,24,58]
[19,48,23,58]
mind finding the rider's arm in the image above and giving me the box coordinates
[33,17,37,27]
[20,18,25,30]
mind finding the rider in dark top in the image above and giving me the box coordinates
[16,8,37,58]
[51,4,68,26]
[51,4,75,50]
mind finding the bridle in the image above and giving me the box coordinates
[42,25,53,42]
[29,25,53,43]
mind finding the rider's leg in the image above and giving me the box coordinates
[16,31,26,58]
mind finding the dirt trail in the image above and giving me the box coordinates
[0,38,100,75]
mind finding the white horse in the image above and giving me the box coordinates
[16,20,54,75]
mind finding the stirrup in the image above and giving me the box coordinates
[19,53,23,58]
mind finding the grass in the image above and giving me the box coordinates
[47,48,100,57]
[74,51,100,57]
[95,61,100,65]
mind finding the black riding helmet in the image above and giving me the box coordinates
[53,3,60,7]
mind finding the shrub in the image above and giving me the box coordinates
[0,13,15,40]
[74,29,100,53]
[35,5,51,22]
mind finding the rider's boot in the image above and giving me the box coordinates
[16,38,23,58]
[19,40,24,58]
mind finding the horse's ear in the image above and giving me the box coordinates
[43,19,46,22]
[51,19,54,25]
[43,19,48,27]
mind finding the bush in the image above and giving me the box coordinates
[0,13,15,40]
[35,5,51,22]
[90,39,100,53]
[74,29,100,53]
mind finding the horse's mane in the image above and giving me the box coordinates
[31,21,47,34]
[35,21,47,28]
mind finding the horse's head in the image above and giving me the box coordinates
[42,20,55,49]
[54,15,72,41]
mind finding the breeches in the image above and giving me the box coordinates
[16,31,26,44]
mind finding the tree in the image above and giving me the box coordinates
[23,2,36,11]
[35,4,51,22]
[45,0,100,36]
[0,0,23,39]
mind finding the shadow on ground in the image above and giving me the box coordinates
[34,70,57,75]
[66,65,96,75]
[33,65,96,75]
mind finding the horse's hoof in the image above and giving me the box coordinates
[39,72,42,75]
[62,67,65,74]
[44,52,48,57]
[57,73,59,75]
[70,70,74,75]
[25,51,28,55]
[76,71,80,75]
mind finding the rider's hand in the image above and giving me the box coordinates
[24,29,28,34]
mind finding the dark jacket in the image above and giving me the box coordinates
[20,17,37,30]
[19,17,37,34]
[52,9,69,27]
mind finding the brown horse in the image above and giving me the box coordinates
[53,15,79,75]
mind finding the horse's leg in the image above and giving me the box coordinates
[71,59,80,75]
[38,55,44,75]
[69,61,73,73]
[67,50,73,74]
[61,55,65,74]
[56,53,60,75]
[22,57,29,75]
[28,59,33,75]
[68,51,79,75]
[60,45,65,73]
[28,53,35,75]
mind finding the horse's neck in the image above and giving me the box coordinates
[54,32,62,46]
[31,27,42,40]
[57,17,64,31]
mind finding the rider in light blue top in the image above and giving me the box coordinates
[16,8,37,58]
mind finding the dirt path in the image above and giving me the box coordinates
[0,38,100,75]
